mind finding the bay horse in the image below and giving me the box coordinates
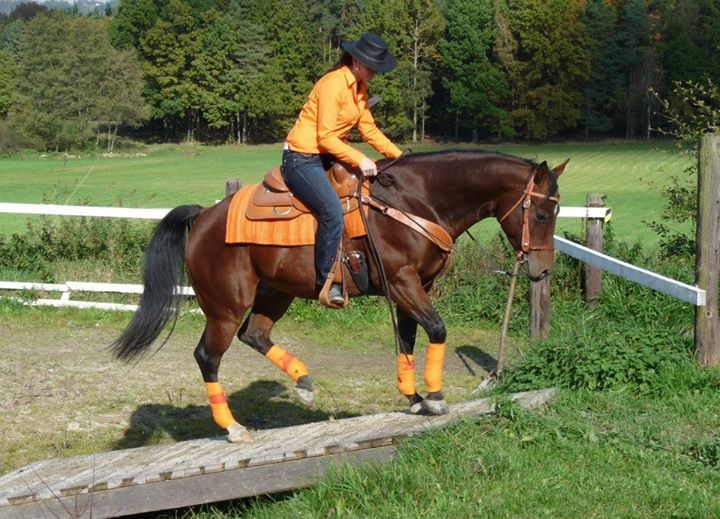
[112,150,566,443]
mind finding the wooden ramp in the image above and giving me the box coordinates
[0,388,556,518]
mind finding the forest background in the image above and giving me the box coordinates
[0,0,718,152]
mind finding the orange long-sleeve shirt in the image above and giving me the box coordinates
[286,66,402,167]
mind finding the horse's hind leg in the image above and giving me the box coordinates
[237,287,315,406]
[194,316,254,443]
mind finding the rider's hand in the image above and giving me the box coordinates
[358,157,377,177]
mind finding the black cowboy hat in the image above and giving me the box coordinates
[341,33,397,74]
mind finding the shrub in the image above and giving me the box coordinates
[0,215,152,282]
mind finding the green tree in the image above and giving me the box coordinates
[307,0,362,71]
[649,78,720,256]
[225,0,271,143]
[404,0,445,142]
[140,0,203,141]
[582,0,624,138]
[614,0,657,139]
[191,3,271,144]
[9,12,147,150]
[658,0,720,88]
[506,0,591,139]
[353,0,413,139]
[96,45,149,150]
[109,0,160,50]
[440,0,509,140]
[0,49,16,116]
[251,0,316,139]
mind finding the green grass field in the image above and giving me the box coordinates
[0,140,693,246]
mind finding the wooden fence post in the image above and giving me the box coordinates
[583,193,606,305]
[695,133,720,368]
[225,179,242,197]
[529,277,551,340]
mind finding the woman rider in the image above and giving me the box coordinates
[282,33,402,307]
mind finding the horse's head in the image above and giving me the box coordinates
[498,159,568,281]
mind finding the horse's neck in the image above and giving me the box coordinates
[412,157,525,239]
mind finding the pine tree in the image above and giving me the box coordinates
[582,0,624,138]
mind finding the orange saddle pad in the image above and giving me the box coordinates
[225,183,368,246]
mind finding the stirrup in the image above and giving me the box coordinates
[318,257,348,309]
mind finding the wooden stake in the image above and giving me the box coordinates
[583,193,605,305]
[695,133,720,367]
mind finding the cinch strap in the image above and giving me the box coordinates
[205,382,236,429]
[396,354,416,396]
[424,343,446,393]
[266,345,309,382]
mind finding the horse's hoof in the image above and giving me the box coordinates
[407,393,424,415]
[294,376,315,407]
[422,397,449,415]
[409,402,424,414]
[294,386,315,407]
[227,422,254,443]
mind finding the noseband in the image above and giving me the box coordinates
[498,167,558,262]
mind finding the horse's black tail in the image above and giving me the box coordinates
[111,204,203,362]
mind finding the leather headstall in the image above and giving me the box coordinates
[498,167,559,259]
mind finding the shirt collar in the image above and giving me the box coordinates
[341,65,357,88]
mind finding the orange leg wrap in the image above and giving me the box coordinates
[424,343,446,393]
[205,382,237,429]
[396,354,416,396]
[266,345,309,382]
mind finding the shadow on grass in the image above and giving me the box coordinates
[455,345,497,376]
[115,379,359,450]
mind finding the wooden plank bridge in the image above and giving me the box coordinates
[0,388,556,518]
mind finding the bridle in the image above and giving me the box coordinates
[498,167,558,279]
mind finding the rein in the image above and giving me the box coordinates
[355,171,405,359]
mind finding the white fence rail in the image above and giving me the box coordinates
[0,280,196,312]
[0,203,170,220]
[554,236,705,306]
[0,202,614,222]
[0,201,701,311]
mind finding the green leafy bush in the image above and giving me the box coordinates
[0,215,152,282]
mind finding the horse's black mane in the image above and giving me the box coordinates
[376,149,557,196]
[395,148,540,168]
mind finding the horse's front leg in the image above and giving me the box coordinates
[396,308,425,414]
[391,268,449,415]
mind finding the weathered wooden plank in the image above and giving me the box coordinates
[0,388,557,517]
[0,446,397,519]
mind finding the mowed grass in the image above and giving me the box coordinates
[0,140,692,246]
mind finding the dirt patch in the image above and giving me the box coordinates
[0,309,508,474]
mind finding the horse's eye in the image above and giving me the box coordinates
[535,211,549,223]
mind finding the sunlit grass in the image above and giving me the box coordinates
[0,140,692,245]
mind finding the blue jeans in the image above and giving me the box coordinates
[281,149,343,289]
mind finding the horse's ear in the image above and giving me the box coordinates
[552,159,570,177]
[535,161,550,181]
